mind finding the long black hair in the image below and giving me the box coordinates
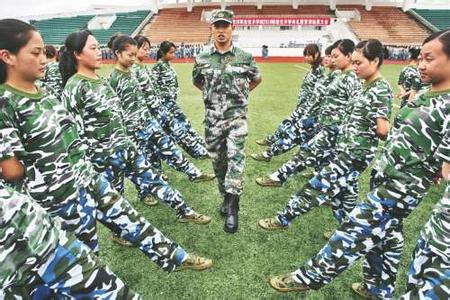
[134,35,151,49]
[157,41,176,61]
[59,29,92,86]
[334,39,355,56]
[0,19,36,84]
[303,43,321,70]
[107,34,136,57]
[355,39,384,67]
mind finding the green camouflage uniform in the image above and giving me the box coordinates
[193,45,261,195]
[0,132,140,298]
[263,65,326,151]
[291,89,449,299]
[401,183,449,300]
[277,77,392,226]
[62,74,196,217]
[272,69,362,182]
[40,61,63,96]
[108,68,202,181]
[0,83,188,272]
[132,62,208,157]
[397,65,424,108]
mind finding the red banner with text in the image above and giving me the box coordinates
[233,17,331,26]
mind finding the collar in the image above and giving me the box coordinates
[210,44,235,55]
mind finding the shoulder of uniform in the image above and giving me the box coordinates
[233,46,252,58]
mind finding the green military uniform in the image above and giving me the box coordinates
[397,64,428,108]
[0,83,190,272]
[287,89,449,299]
[133,61,209,159]
[193,43,260,196]
[108,68,203,181]
[0,133,140,298]
[401,183,449,299]
[274,77,393,226]
[40,61,63,96]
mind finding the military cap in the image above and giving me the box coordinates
[210,9,234,24]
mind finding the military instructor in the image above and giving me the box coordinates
[193,9,262,233]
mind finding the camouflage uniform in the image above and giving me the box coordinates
[62,74,197,218]
[397,65,424,108]
[108,68,202,181]
[132,61,208,158]
[289,90,449,299]
[193,45,261,195]
[0,182,140,299]
[400,183,449,300]
[40,61,63,96]
[0,84,189,272]
[276,78,392,226]
[261,65,326,157]
[271,70,362,182]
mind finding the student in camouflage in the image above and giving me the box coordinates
[252,43,326,161]
[40,44,63,95]
[107,35,214,185]
[259,39,392,236]
[268,30,450,299]
[397,47,425,108]
[59,30,211,225]
[400,165,449,300]
[193,9,261,233]
[0,179,140,299]
[153,41,209,158]
[0,19,212,275]
[257,39,362,187]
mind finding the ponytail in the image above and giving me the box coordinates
[59,30,92,86]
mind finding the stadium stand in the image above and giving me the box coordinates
[31,15,93,45]
[340,5,431,45]
[90,10,151,44]
[143,6,218,44]
[31,10,151,45]
[411,9,450,31]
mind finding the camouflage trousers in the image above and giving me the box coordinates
[400,234,450,299]
[134,118,202,180]
[292,187,419,299]
[49,172,184,272]
[264,117,318,158]
[3,232,141,299]
[156,101,208,158]
[1,195,140,299]
[205,116,248,196]
[272,125,340,182]
[277,152,369,225]
[94,148,192,217]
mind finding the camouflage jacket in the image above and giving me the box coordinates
[398,65,423,95]
[62,74,132,161]
[296,65,326,108]
[192,45,261,120]
[0,84,93,208]
[131,63,163,110]
[336,77,393,161]
[318,69,362,127]
[421,183,450,259]
[374,89,449,199]
[40,61,63,96]
[108,68,151,136]
[296,69,341,120]
[152,59,179,102]
[0,181,60,288]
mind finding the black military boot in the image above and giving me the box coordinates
[219,195,228,217]
[224,193,239,233]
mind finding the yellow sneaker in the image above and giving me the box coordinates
[142,196,159,207]
[175,253,213,271]
[251,153,271,162]
[351,282,378,299]
[111,234,133,247]
[269,274,310,292]
[258,217,288,230]
[191,173,216,183]
[256,176,282,187]
[178,211,212,225]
